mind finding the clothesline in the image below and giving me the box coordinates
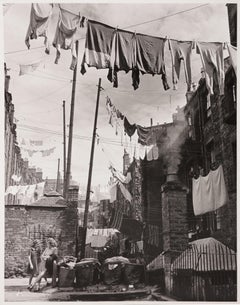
[4,3,210,55]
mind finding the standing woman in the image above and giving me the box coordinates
[29,237,58,291]
[27,239,42,289]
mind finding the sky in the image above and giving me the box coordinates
[3,1,231,190]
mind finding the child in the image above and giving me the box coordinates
[27,239,42,289]
[29,237,58,291]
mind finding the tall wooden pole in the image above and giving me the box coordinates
[62,100,66,197]
[64,40,79,200]
[80,78,102,259]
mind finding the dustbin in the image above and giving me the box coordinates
[58,266,75,288]
[123,263,145,284]
[102,257,129,285]
[75,259,100,287]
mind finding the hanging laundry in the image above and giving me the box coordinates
[138,143,146,160]
[35,181,45,198]
[53,7,81,70]
[124,117,136,138]
[41,147,56,157]
[227,44,237,75]
[108,29,136,88]
[109,165,127,183]
[11,174,22,183]
[30,140,43,146]
[5,185,20,196]
[192,165,228,216]
[136,240,143,252]
[17,185,29,196]
[196,42,225,95]
[25,3,52,54]
[110,208,124,230]
[24,148,38,157]
[109,183,118,203]
[135,33,170,90]
[137,125,152,146]
[146,145,154,161]
[168,39,193,90]
[25,184,37,199]
[118,182,132,202]
[19,61,41,76]
[81,19,116,74]
[152,144,159,160]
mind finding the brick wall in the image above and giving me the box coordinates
[5,202,78,278]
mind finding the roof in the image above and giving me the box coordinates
[29,194,67,207]
[172,237,236,272]
[147,253,164,271]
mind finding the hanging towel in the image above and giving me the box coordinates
[168,39,193,90]
[227,44,237,76]
[81,19,116,74]
[19,61,41,76]
[196,42,225,95]
[146,145,154,161]
[135,33,170,90]
[53,7,81,70]
[138,144,146,160]
[25,3,52,54]
[5,186,16,196]
[124,117,136,138]
[119,182,132,202]
[152,144,159,160]
[192,165,228,215]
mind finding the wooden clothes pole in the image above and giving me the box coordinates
[80,78,102,259]
[62,100,66,197]
[64,40,79,200]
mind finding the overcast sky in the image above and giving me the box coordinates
[3,1,231,189]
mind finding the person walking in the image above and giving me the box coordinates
[27,239,42,289]
[29,237,58,291]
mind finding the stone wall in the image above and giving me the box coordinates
[5,202,78,278]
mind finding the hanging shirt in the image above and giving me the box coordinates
[108,29,136,87]
[25,3,52,54]
[35,181,45,198]
[227,44,237,76]
[168,39,193,90]
[124,117,136,138]
[19,61,41,76]
[192,165,228,216]
[119,182,132,202]
[53,7,81,70]
[196,42,225,95]
[135,33,170,90]
[81,19,116,74]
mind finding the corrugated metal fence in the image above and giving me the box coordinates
[171,243,237,301]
